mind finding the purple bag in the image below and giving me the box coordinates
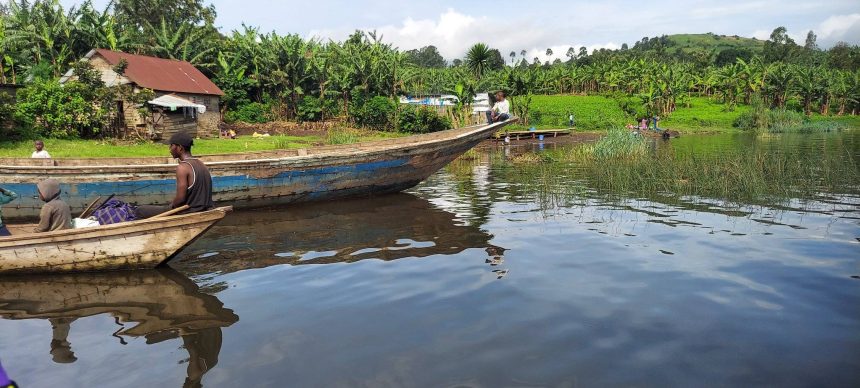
[93,199,138,225]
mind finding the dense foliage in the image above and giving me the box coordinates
[1,0,859,138]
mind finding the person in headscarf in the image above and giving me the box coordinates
[34,178,71,233]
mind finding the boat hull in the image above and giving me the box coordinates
[0,122,510,220]
[0,207,231,274]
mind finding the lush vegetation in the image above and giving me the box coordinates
[1,0,859,140]
[501,132,860,206]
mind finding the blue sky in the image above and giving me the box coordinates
[62,0,860,62]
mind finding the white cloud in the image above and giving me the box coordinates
[816,13,860,42]
[310,9,557,62]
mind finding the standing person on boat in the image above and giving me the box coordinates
[135,132,214,219]
[34,179,72,233]
[31,140,51,159]
[486,91,511,124]
[0,187,18,236]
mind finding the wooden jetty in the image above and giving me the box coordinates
[0,120,514,220]
[495,128,572,140]
[0,206,231,274]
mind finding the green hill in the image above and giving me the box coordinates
[667,33,765,54]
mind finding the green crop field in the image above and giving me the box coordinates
[661,97,752,130]
[520,95,630,130]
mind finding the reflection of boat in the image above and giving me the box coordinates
[0,207,232,274]
[0,121,513,220]
[0,268,237,387]
[174,193,504,273]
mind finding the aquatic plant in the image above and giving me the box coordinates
[502,134,860,208]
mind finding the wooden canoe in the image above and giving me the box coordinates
[0,120,514,220]
[0,206,232,274]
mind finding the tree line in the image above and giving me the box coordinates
[1,0,859,138]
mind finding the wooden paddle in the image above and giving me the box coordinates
[152,205,189,219]
[78,196,103,218]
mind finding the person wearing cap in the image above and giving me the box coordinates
[135,132,214,218]
[34,178,72,233]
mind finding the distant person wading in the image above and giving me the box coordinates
[135,133,214,219]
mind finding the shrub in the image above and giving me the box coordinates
[352,96,396,131]
[589,128,646,158]
[733,100,808,132]
[225,102,271,123]
[297,96,322,122]
[326,127,362,144]
[397,105,452,134]
[14,80,108,138]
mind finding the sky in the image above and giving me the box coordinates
[61,0,860,63]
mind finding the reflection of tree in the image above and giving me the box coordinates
[0,268,237,386]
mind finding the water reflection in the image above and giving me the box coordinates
[174,193,506,275]
[0,268,237,387]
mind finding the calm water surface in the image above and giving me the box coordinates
[1,132,859,387]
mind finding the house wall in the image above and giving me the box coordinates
[65,53,223,139]
[156,91,221,138]
[88,55,133,87]
[151,109,198,142]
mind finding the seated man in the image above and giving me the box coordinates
[34,178,71,233]
[486,91,511,124]
[135,133,214,219]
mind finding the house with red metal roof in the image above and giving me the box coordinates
[60,49,223,140]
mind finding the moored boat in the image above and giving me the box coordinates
[0,206,231,274]
[0,120,513,220]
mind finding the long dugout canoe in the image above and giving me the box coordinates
[0,120,513,220]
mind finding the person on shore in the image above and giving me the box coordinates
[639,118,648,130]
[31,140,51,159]
[34,178,71,233]
[652,115,661,131]
[0,187,18,236]
[569,113,575,127]
[486,91,510,124]
[134,132,213,219]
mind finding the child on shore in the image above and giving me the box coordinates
[31,140,51,158]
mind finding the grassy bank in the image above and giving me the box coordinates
[514,95,859,133]
[0,129,403,158]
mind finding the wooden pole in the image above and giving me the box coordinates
[152,205,190,219]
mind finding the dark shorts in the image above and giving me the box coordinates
[134,205,171,219]
[0,225,11,236]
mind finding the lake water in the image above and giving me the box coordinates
[1,132,859,387]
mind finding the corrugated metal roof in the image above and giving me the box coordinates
[93,49,224,96]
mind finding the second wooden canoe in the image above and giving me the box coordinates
[0,206,232,274]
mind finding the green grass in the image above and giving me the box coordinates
[0,135,321,158]
[661,97,751,131]
[517,95,630,130]
[0,129,409,158]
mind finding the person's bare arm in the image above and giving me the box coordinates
[170,163,192,209]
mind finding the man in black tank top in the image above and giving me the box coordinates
[135,132,214,219]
